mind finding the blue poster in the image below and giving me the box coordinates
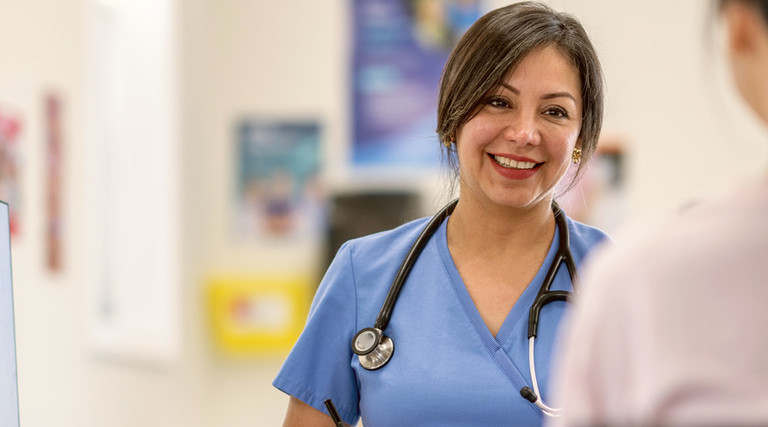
[235,120,325,242]
[352,0,481,168]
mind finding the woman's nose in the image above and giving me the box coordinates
[503,113,540,146]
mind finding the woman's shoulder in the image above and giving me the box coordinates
[564,215,613,259]
[340,216,432,262]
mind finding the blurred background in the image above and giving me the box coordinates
[1,0,767,425]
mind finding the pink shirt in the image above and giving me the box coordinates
[549,178,768,426]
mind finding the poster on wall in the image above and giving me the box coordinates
[0,107,22,237]
[45,93,64,272]
[352,0,482,168]
[235,120,325,243]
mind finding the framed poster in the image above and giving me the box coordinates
[351,0,482,168]
[235,120,325,243]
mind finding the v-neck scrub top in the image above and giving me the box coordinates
[273,213,609,426]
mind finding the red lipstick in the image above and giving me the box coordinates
[488,153,541,180]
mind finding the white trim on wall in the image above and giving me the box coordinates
[83,0,180,365]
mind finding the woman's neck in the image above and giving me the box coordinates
[446,195,556,258]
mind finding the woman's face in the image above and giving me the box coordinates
[455,45,583,212]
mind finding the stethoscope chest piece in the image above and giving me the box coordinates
[352,327,394,370]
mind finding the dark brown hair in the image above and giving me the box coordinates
[436,1,604,191]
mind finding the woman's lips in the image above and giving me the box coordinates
[489,153,542,179]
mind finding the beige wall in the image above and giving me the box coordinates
[0,0,88,425]
[557,0,768,221]
[1,0,766,426]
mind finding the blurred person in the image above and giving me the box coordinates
[549,1,768,425]
[273,2,610,426]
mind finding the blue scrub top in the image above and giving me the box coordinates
[273,213,609,426]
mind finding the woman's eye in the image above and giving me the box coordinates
[488,98,509,108]
[544,107,568,118]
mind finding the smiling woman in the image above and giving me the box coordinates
[453,45,583,214]
[273,2,610,426]
[437,3,604,196]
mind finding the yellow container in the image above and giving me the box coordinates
[207,276,312,356]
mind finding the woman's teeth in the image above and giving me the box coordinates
[493,155,536,170]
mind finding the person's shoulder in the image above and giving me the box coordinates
[585,206,703,279]
[564,215,613,259]
[581,177,768,292]
[616,177,767,257]
[321,216,434,299]
[342,216,432,258]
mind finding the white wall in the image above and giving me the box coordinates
[0,0,204,426]
[0,1,766,427]
[0,0,88,425]
[554,0,768,223]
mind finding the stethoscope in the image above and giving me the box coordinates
[350,198,578,417]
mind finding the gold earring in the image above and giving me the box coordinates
[444,134,455,149]
[572,148,582,164]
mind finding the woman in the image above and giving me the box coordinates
[550,1,768,425]
[274,2,609,425]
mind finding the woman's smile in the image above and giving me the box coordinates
[490,154,540,170]
[489,153,543,180]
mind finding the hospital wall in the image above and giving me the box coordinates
[0,1,766,427]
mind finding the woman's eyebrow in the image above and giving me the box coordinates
[500,83,577,103]
[501,83,576,103]
[541,92,577,103]
[500,83,520,95]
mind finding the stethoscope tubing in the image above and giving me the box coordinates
[352,198,577,417]
[373,199,458,330]
[528,337,561,417]
[528,205,578,338]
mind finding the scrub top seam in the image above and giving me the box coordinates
[495,224,560,344]
[436,216,540,414]
[435,217,498,351]
[436,215,560,347]
[346,242,362,394]
[346,242,360,340]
